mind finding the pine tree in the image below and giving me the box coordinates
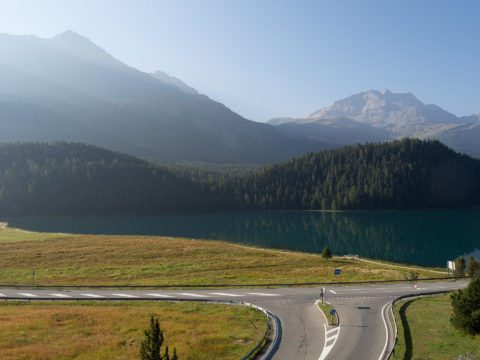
[454,257,466,276]
[140,316,178,360]
[322,246,332,259]
[450,275,480,334]
[467,256,478,276]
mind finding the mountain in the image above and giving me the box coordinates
[0,31,329,164]
[268,89,480,157]
[150,70,199,95]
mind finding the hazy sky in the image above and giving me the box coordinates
[0,0,479,121]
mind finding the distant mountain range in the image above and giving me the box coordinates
[0,31,329,164]
[1,30,478,163]
[268,89,480,158]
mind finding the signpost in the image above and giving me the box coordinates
[320,287,325,303]
[330,308,336,325]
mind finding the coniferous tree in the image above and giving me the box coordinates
[467,256,479,277]
[450,275,480,335]
[454,257,466,276]
[322,246,332,259]
[140,316,177,360]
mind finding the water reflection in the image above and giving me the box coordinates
[5,210,480,267]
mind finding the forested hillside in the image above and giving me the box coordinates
[212,139,480,210]
[0,142,203,216]
[0,139,479,216]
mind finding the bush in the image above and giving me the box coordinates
[450,275,480,335]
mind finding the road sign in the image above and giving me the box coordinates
[334,269,341,275]
[330,309,336,315]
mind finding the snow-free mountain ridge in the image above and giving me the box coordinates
[0,31,330,164]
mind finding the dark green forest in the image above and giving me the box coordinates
[0,139,479,216]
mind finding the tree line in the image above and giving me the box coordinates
[0,139,479,216]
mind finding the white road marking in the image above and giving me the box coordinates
[0,293,5,297]
[329,290,337,294]
[112,294,138,298]
[176,293,208,298]
[209,292,244,297]
[378,302,390,360]
[146,294,172,298]
[81,293,103,298]
[246,292,279,297]
[50,293,71,298]
[326,327,339,336]
[319,323,341,360]
[18,293,37,297]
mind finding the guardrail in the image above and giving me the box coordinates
[0,275,470,290]
[0,295,279,360]
[385,290,452,359]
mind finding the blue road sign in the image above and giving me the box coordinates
[334,269,341,275]
[330,309,336,315]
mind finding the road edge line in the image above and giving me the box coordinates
[378,301,390,360]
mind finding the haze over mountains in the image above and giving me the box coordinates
[0,30,478,163]
[269,89,480,158]
[0,31,328,164]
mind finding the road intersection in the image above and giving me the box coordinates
[0,280,469,359]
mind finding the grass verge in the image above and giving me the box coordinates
[317,302,338,326]
[393,294,480,360]
[0,301,266,360]
[0,225,446,286]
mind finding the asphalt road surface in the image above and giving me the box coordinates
[0,280,469,359]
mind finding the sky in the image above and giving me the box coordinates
[0,0,479,122]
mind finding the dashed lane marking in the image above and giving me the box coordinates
[246,292,279,297]
[176,293,208,298]
[0,293,5,297]
[209,292,244,297]
[112,294,138,298]
[50,294,71,298]
[329,290,337,294]
[81,294,103,298]
[18,293,37,297]
[146,294,172,298]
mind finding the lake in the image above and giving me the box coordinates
[4,210,480,267]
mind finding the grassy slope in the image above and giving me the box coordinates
[394,294,480,359]
[0,226,444,285]
[0,301,266,360]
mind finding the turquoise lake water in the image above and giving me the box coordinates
[5,209,480,267]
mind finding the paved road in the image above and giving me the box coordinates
[0,280,468,359]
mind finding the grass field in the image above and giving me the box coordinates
[393,294,480,360]
[0,301,266,360]
[0,224,445,285]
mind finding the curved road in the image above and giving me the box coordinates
[0,280,468,359]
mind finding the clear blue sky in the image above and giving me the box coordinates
[0,0,479,121]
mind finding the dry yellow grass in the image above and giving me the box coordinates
[0,227,442,285]
[0,301,266,360]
